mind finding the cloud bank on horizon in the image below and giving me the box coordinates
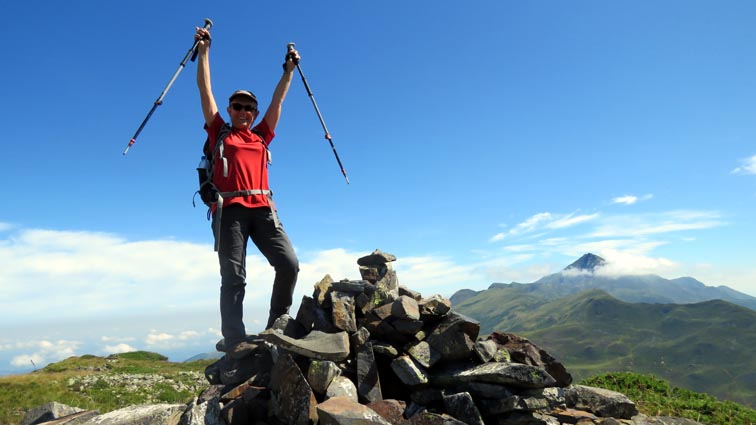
[1,189,755,374]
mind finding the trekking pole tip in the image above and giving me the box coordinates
[122,139,136,155]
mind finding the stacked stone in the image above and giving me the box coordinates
[194,249,640,425]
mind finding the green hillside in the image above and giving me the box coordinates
[0,351,214,425]
[454,288,756,408]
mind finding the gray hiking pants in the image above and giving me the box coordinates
[214,204,299,346]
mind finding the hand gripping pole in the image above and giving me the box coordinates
[123,18,213,155]
[288,42,350,184]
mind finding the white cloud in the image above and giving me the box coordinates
[685,264,756,296]
[591,211,724,238]
[489,233,506,242]
[299,248,362,284]
[549,213,599,229]
[11,353,44,368]
[540,238,568,246]
[142,328,221,352]
[612,194,653,205]
[491,212,598,241]
[489,209,719,263]
[732,154,756,175]
[179,331,200,340]
[594,250,678,276]
[394,255,483,297]
[101,336,136,343]
[477,255,551,285]
[613,195,638,205]
[146,331,175,345]
[480,206,743,293]
[516,212,554,234]
[104,344,137,354]
[0,228,220,322]
[144,330,189,351]
[9,340,80,368]
[494,238,675,279]
[298,248,491,298]
[502,244,536,252]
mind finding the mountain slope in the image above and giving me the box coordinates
[448,288,482,306]
[453,253,756,311]
[531,272,756,309]
[453,288,756,407]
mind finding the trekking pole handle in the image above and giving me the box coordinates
[286,42,299,65]
[191,18,214,62]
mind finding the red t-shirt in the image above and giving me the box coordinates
[206,112,276,209]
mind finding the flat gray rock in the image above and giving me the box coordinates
[433,362,557,389]
[357,249,397,266]
[259,329,350,362]
[317,396,392,425]
[83,404,185,425]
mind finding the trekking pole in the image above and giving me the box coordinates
[287,42,350,184]
[123,18,214,155]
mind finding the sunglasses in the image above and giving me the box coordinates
[231,102,257,112]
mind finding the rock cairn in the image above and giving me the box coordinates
[195,249,640,424]
[27,250,698,425]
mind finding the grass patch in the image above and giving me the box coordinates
[115,352,168,362]
[581,372,756,425]
[0,352,213,425]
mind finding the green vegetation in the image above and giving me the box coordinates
[0,351,213,425]
[581,372,756,425]
[454,287,756,407]
[114,352,169,362]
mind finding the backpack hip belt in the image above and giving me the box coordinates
[211,189,275,252]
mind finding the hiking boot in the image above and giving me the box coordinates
[226,341,259,360]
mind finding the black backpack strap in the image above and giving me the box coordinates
[211,123,232,178]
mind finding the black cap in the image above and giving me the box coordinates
[229,89,257,104]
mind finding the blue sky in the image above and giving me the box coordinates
[1,0,755,375]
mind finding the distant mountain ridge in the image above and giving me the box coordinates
[183,352,223,363]
[450,253,756,407]
[451,253,756,311]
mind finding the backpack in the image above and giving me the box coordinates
[194,123,231,210]
[193,123,270,214]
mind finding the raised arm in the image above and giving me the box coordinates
[262,47,300,132]
[195,27,218,128]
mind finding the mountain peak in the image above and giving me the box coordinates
[565,253,606,272]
